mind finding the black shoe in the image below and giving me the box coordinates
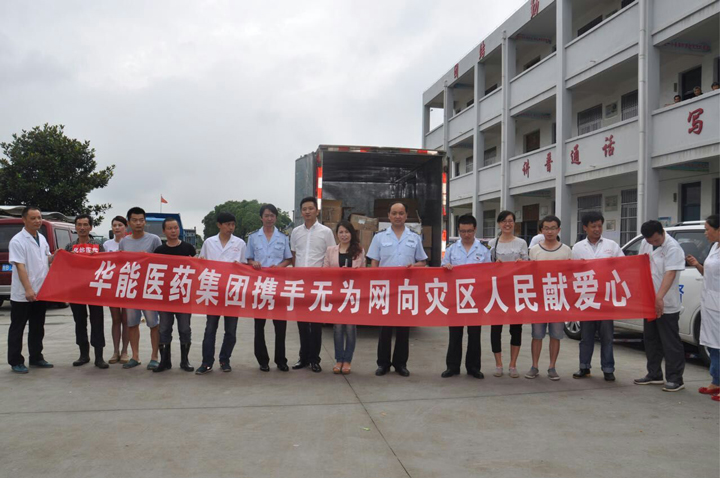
[195,364,212,375]
[573,369,591,379]
[29,359,54,368]
[259,364,270,372]
[94,347,109,369]
[73,343,90,366]
[310,362,322,373]
[468,369,484,379]
[220,362,232,372]
[441,368,460,378]
[277,363,289,372]
[604,372,616,381]
[180,343,194,372]
[292,360,309,370]
[153,344,171,373]
[395,366,410,377]
[375,366,390,376]
[662,382,685,392]
[634,375,663,385]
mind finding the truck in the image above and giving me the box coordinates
[109,212,186,244]
[295,145,448,266]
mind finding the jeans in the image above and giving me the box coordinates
[643,312,685,384]
[579,320,615,373]
[159,312,191,344]
[254,319,287,367]
[490,324,522,353]
[8,301,47,366]
[70,304,105,348]
[709,347,720,386]
[333,324,356,363]
[446,326,481,372]
[201,316,238,367]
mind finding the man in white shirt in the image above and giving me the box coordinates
[7,206,54,373]
[571,212,624,381]
[290,197,336,373]
[634,220,686,392]
[195,212,247,375]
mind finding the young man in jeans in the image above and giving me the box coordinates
[634,220,686,392]
[526,215,573,381]
[196,212,246,374]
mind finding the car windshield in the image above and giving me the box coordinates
[0,224,49,253]
[671,230,711,266]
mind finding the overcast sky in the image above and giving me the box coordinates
[0,0,525,237]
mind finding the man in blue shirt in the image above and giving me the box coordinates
[441,214,491,379]
[246,204,293,372]
[367,202,427,377]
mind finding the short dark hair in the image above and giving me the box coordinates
[216,212,236,224]
[388,202,408,214]
[712,82,720,88]
[640,220,664,238]
[162,217,178,230]
[112,216,128,227]
[673,94,681,100]
[694,85,702,90]
[21,206,41,218]
[539,214,561,230]
[581,211,604,227]
[705,214,719,230]
[75,214,93,227]
[496,210,515,223]
[457,214,477,228]
[259,204,279,217]
[126,207,146,219]
[300,196,318,209]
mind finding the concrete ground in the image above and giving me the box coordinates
[0,303,717,478]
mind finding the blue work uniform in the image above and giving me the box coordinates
[442,238,491,266]
[366,226,427,372]
[245,227,293,369]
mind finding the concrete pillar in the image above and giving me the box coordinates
[554,0,573,245]
[422,105,430,149]
[473,62,486,221]
[500,33,516,213]
[638,0,660,228]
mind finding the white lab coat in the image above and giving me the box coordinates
[700,243,720,349]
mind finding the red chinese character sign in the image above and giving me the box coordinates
[687,108,703,134]
[545,152,553,172]
[530,0,540,18]
[39,251,656,327]
[522,159,530,177]
[479,41,486,60]
[570,144,581,164]
[602,135,615,157]
[454,64,459,79]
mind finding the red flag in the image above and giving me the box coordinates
[160,195,168,204]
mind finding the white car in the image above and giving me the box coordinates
[564,221,711,365]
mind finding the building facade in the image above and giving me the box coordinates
[423,0,719,245]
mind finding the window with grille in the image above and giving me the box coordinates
[577,194,603,242]
[578,105,602,135]
[483,210,496,238]
[483,147,498,166]
[453,161,460,178]
[621,90,638,120]
[620,189,637,246]
[465,156,473,174]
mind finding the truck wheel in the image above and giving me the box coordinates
[564,321,581,340]
[693,314,711,367]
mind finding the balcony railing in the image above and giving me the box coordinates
[425,124,444,150]
[565,118,639,179]
[566,2,639,81]
[478,163,501,196]
[510,53,557,111]
[448,104,475,142]
[478,87,502,128]
[449,171,475,205]
[508,144,556,188]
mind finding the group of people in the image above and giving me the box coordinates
[6,201,719,399]
[669,82,719,104]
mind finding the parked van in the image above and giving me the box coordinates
[0,218,76,307]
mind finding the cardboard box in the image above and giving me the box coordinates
[350,214,379,231]
[324,222,339,242]
[321,199,343,223]
[373,198,420,222]
[422,226,432,247]
[378,221,422,236]
[424,247,432,262]
[359,230,375,255]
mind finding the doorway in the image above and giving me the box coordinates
[680,66,702,100]
[680,182,701,221]
[521,204,539,244]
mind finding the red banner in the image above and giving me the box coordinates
[38,250,656,327]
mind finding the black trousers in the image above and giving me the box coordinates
[490,324,523,353]
[377,326,409,368]
[644,312,685,384]
[8,300,47,366]
[446,326,481,372]
[297,321,322,364]
[70,304,105,348]
[255,318,287,366]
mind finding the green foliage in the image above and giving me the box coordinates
[0,124,115,224]
[202,200,292,240]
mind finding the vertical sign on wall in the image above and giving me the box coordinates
[454,64,459,79]
[530,0,540,18]
[479,41,486,60]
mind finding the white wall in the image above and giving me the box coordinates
[514,114,556,154]
[451,146,474,178]
[571,73,639,137]
[571,0,625,41]
[515,40,556,75]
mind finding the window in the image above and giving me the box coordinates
[0,225,49,253]
[671,230,711,266]
[465,156,473,174]
[577,194,603,242]
[483,210,496,238]
[577,15,603,37]
[524,130,541,153]
[466,100,474,108]
[524,56,541,71]
[551,123,556,144]
[622,236,643,256]
[483,147,498,167]
[453,161,460,178]
[54,229,72,251]
[621,90,638,120]
[621,0,634,8]
[681,182,701,221]
[620,189,637,246]
[578,104,602,135]
[484,84,498,96]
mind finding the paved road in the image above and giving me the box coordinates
[0,304,717,478]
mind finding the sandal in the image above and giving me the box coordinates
[713,395,720,402]
[341,363,351,374]
[108,352,120,364]
[119,353,129,364]
[698,386,720,395]
[333,362,342,374]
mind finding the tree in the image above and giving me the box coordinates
[202,200,293,240]
[0,124,115,223]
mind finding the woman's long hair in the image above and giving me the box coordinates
[336,220,362,260]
